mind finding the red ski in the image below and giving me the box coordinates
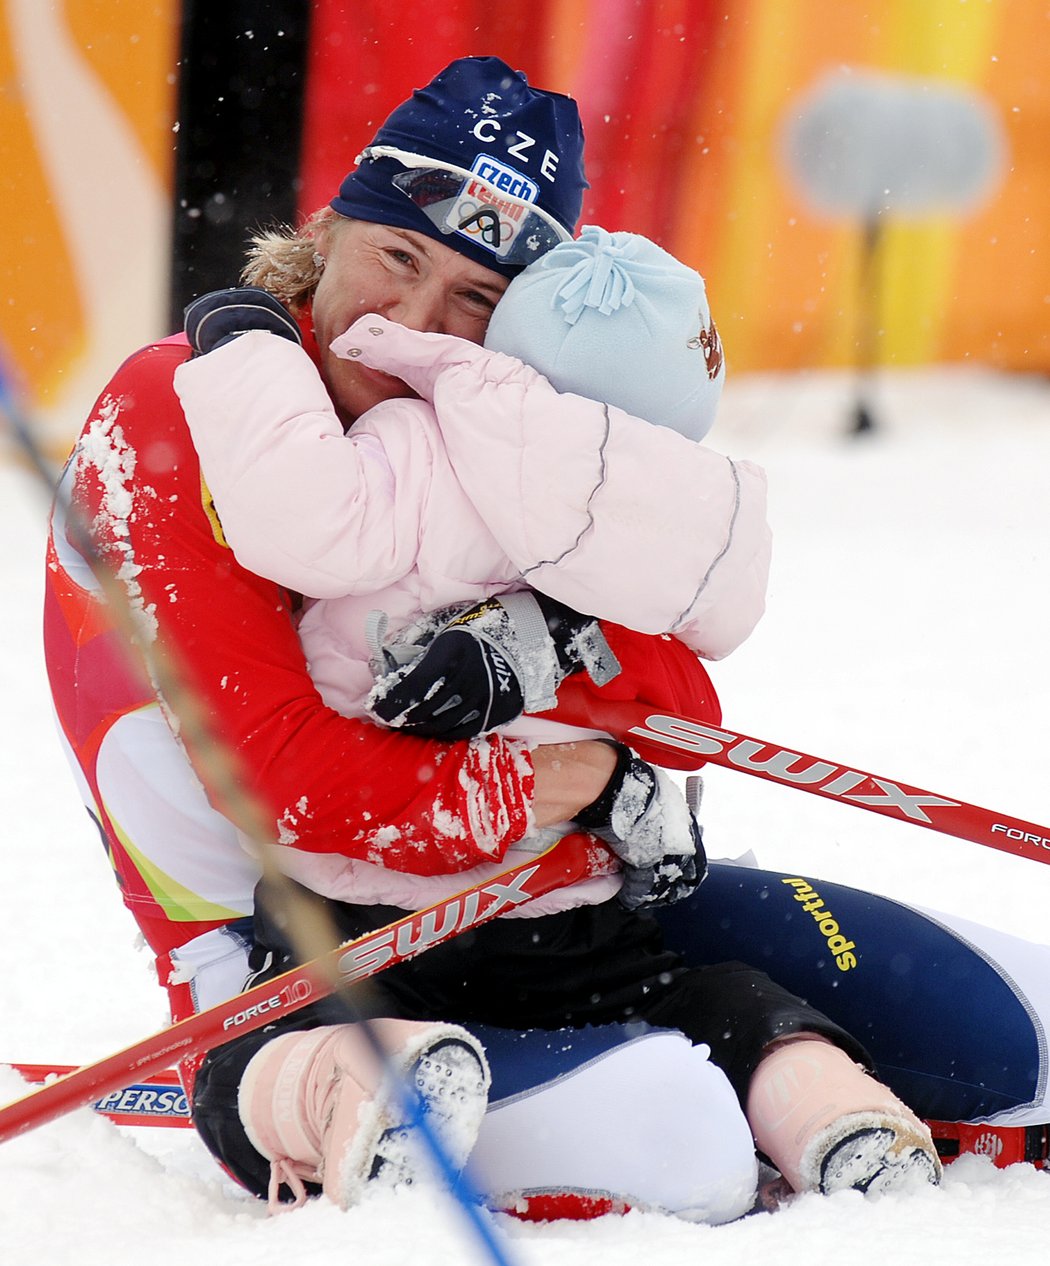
[10,1064,190,1129]
[10,1062,1049,1172]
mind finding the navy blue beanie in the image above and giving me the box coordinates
[330,56,587,279]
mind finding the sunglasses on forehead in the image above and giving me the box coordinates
[356,145,573,265]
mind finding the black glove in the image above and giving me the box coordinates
[366,592,620,741]
[183,287,302,355]
[368,602,525,740]
[617,849,705,911]
[574,743,707,910]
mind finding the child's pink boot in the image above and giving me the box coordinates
[747,1037,941,1197]
[237,1019,490,1212]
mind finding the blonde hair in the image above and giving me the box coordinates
[240,207,341,314]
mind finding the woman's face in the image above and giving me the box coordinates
[311,217,509,424]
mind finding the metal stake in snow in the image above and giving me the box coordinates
[780,68,1005,434]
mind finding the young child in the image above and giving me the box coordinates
[174,225,939,1210]
[175,224,758,912]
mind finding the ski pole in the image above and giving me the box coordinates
[0,833,597,1144]
[552,696,1050,866]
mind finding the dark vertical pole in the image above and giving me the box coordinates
[170,0,312,330]
[851,215,883,436]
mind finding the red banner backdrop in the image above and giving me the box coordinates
[2,0,1048,434]
[297,1,728,245]
[298,1,1050,376]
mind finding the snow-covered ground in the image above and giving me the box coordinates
[2,366,1049,1264]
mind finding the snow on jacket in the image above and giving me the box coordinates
[174,315,771,913]
[44,336,536,993]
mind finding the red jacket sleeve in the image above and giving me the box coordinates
[65,341,533,873]
[541,622,721,771]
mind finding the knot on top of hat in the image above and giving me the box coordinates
[549,226,641,326]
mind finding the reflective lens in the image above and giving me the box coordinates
[359,146,572,266]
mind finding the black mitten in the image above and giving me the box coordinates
[368,609,526,741]
[367,592,620,740]
[184,287,302,356]
[617,847,706,911]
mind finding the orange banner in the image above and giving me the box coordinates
[3,1,1047,444]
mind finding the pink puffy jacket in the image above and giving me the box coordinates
[174,313,771,912]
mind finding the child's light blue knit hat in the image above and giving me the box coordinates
[484,225,725,441]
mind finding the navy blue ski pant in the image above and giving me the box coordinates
[193,880,867,1202]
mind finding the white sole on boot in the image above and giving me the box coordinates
[367,1038,490,1191]
[809,1114,942,1196]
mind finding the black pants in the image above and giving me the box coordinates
[193,881,870,1201]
